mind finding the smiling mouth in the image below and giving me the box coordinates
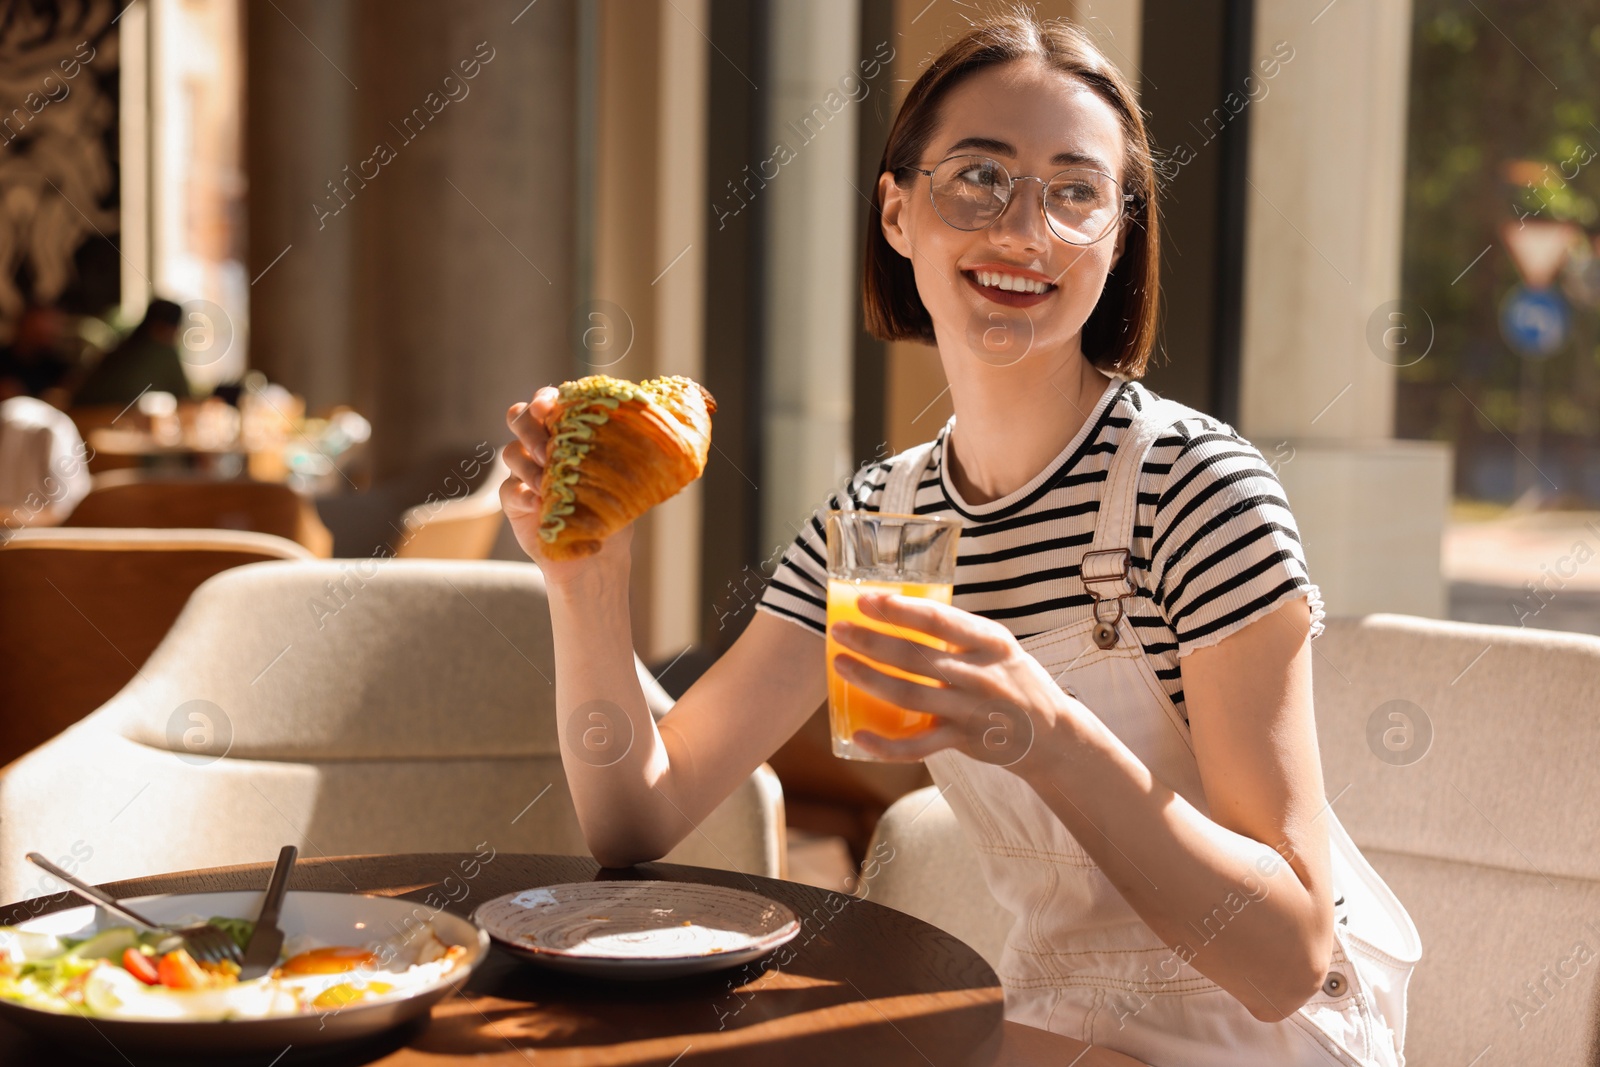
[961,269,1057,305]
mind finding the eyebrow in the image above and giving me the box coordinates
[943,136,1111,171]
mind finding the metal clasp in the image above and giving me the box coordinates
[1081,548,1133,649]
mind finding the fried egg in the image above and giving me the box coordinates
[77,923,465,1022]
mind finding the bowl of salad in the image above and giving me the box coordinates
[0,889,488,1057]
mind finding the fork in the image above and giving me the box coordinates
[25,852,244,967]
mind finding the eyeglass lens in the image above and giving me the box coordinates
[928,156,1123,244]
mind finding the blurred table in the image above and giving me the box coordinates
[0,853,1146,1066]
[86,424,249,474]
[80,399,369,496]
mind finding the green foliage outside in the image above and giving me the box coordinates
[1400,1,1600,504]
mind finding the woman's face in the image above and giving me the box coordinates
[879,59,1128,368]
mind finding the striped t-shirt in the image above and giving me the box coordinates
[755,375,1326,724]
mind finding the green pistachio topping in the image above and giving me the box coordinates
[537,375,702,544]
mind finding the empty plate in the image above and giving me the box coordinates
[474,881,801,979]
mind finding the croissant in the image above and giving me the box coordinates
[537,374,717,561]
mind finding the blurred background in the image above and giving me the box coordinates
[3,0,1598,875]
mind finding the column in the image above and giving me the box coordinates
[247,0,579,483]
[650,0,709,660]
[1239,0,1450,617]
[245,0,357,415]
[759,0,864,556]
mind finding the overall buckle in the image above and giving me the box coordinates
[1080,548,1133,649]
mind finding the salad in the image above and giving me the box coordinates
[0,916,468,1021]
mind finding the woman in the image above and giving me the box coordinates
[501,13,1418,1067]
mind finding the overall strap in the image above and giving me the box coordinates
[881,438,939,516]
[1080,392,1191,647]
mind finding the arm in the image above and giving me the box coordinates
[832,593,1333,1022]
[502,391,826,868]
[1021,596,1333,1022]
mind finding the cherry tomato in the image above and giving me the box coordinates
[121,947,159,986]
[156,948,208,990]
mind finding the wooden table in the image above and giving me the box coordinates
[0,854,1146,1066]
[84,426,249,476]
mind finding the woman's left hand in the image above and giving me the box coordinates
[829,591,1080,767]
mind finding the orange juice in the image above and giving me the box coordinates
[826,577,954,757]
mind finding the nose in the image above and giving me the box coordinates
[988,176,1052,252]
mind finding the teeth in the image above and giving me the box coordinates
[975,270,1049,295]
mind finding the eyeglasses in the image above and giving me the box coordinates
[901,155,1133,246]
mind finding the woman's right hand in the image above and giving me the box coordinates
[501,386,633,580]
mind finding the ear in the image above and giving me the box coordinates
[1108,216,1128,273]
[877,170,913,260]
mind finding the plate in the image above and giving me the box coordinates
[474,881,801,979]
[0,890,488,1059]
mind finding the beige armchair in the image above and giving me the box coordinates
[861,613,1600,1066]
[391,453,508,559]
[0,559,784,903]
[857,783,1009,969]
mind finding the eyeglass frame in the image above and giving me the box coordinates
[898,154,1137,247]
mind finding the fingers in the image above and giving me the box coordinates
[498,472,539,517]
[831,652,966,717]
[849,724,962,763]
[830,620,974,685]
[505,407,545,467]
[855,592,1006,654]
[837,657,1042,768]
[501,438,543,491]
[506,385,560,464]
[507,384,559,421]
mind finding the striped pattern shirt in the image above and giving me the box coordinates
[755,376,1325,723]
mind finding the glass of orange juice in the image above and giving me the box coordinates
[825,510,961,761]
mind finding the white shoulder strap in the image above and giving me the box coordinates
[881,438,939,516]
[1080,392,1192,600]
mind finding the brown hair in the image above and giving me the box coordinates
[863,10,1159,378]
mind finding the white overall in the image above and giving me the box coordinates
[878,392,1421,1067]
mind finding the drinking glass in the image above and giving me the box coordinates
[824,511,961,761]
